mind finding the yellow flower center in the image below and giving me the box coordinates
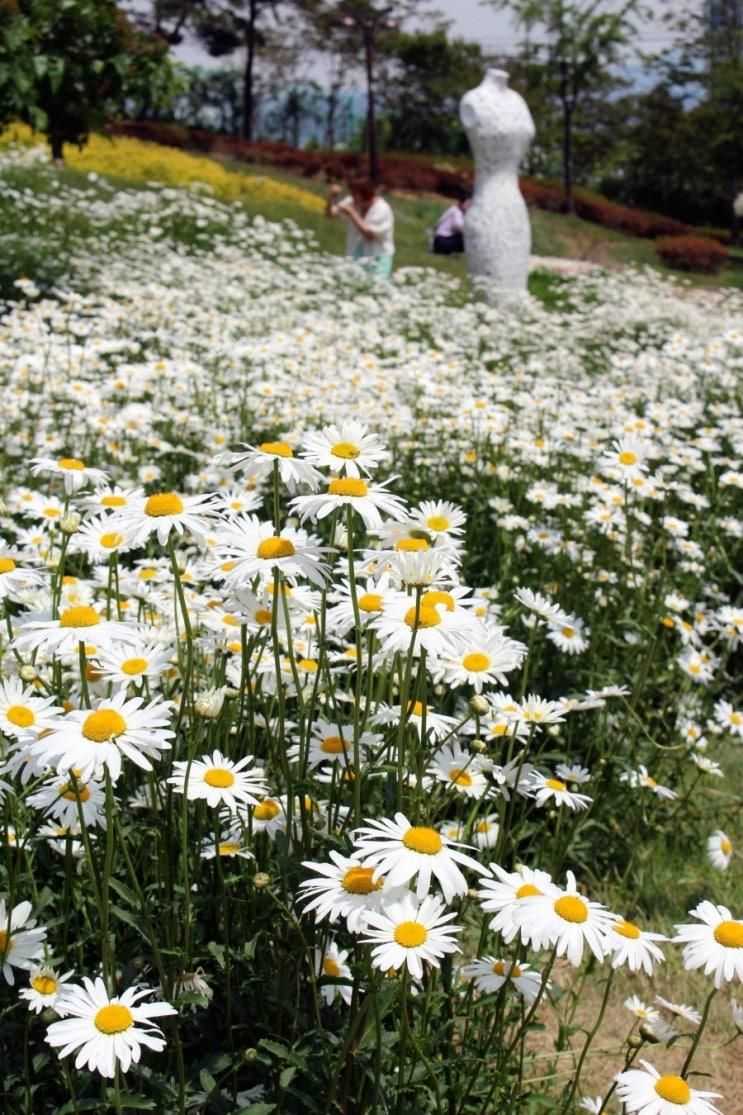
[94,1004,134,1035]
[100,532,124,549]
[42,506,60,518]
[516,883,542,899]
[121,657,148,677]
[101,495,126,507]
[328,478,368,497]
[320,736,347,754]
[358,592,383,612]
[395,538,429,551]
[322,956,342,977]
[554,896,588,924]
[615,919,641,939]
[342,866,383,895]
[561,626,576,638]
[730,712,742,726]
[82,709,126,742]
[407,700,425,717]
[449,768,473,787]
[426,515,449,531]
[32,974,57,995]
[462,652,490,672]
[6,705,35,728]
[721,838,732,855]
[59,783,91,802]
[218,842,240,856]
[618,450,637,466]
[0,558,16,574]
[654,1075,691,1104]
[58,458,85,471]
[394,921,428,948]
[60,605,100,628]
[297,658,318,672]
[330,442,360,459]
[254,609,272,625]
[404,605,441,629]
[256,537,295,560]
[144,492,184,517]
[254,799,280,821]
[0,930,10,954]
[421,591,455,611]
[714,920,743,948]
[259,441,293,458]
[204,768,235,789]
[138,568,157,580]
[546,778,567,793]
[221,614,241,626]
[402,826,442,855]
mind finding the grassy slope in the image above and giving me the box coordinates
[233,161,743,290]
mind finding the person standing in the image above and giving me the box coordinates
[325,178,395,278]
[432,194,470,255]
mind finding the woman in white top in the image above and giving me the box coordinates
[325,178,395,279]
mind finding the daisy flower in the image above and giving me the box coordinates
[621,766,677,801]
[351,812,483,903]
[472,814,500,849]
[713,699,743,739]
[515,871,614,966]
[20,965,74,1014]
[531,771,592,812]
[624,995,659,1023]
[513,587,571,627]
[27,772,106,829]
[654,997,702,1027]
[410,500,467,538]
[12,606,138,657]
[460,956,544,1002]
[546,617,589,654]
[213,515,328,589]
[29,456,108,494]
[301,422,389,478]
[372,700,459,740]
[94,643,174,690]
[615,1059,721,1114]
[291,476,408,532]
[298,851,395,933]
[0,677,63,740]
[72,516,133,562]
[478,864,560,942]
[80,486,143,514]
[597,436,652,482]
[45,977,177,1078]
[427,743,488,799]
[514,694,567,727]
[555,763,591,785]
[436,630,527,692]
[0,555,45,601]
[200,828,255,862]
[30,692,174,782]
[0,899,47,985]
[226,440,321,491]
[169,751,268,811]
[250,796,287,839]
[362,892,461,980]
[707,830,733,871]
[605,917,667,975]
[315,940,353,1005]
[107,491,218,546]
[370,595,472,659]
[673,901,743,988]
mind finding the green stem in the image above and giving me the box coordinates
[681,987,717,1078]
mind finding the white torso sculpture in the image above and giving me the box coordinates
[459,69,535,302]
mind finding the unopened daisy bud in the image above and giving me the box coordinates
[224,686,240,700]
[60,513,81,534]
[244,1047,258,1063]
[547,725,560,737]
[194,687,226,719]
[471,738,487,753]
[253,872,271,889]
[627,1033,644,1049]
[467,887,480,900]
[41,1008,59,1024]
[469,695,490,716]
[19,664,37,682]
[47,558,60,572]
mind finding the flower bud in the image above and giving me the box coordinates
[471,737,487,753]
[253,872,271,889]
[627,1033,644,1049]
[194,687,226,719]
[60,513,81,534]
[243,1047,258,1063]
[19,664,37,682]
[469,695,490,716]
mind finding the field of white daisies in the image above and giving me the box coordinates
[0,143,742,1115]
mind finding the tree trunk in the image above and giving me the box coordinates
[242,0,258,141]
[562,103,574,214]
[50,130,64,165]
[364,25,379,183]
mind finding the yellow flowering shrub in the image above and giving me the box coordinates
[0,124,324,213]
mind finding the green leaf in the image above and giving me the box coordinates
[279,1066,296,1088]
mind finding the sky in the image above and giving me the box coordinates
[169,0,690,70]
